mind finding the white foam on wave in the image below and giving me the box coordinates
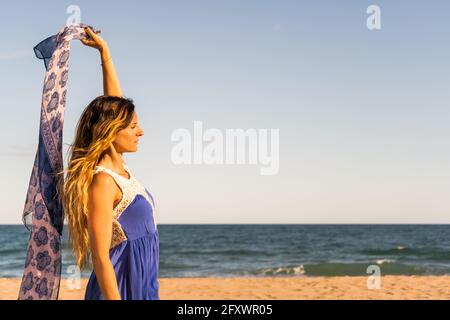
[260,265,305,275]
[376,259,396,265]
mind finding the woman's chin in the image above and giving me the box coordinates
[124,147,138,153]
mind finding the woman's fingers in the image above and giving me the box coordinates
[82,27,98,46]
[81,26,106,50]
[84,26,94,36]
[80,38,91,44]
[80,38,97,48]
[84,27,99,42]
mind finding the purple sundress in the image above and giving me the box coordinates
[84,163,160,300]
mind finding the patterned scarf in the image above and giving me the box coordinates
[18,23,98,300]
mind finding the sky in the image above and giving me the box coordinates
[0,0,449,224]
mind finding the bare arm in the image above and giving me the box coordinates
[100,47,122,97]
[81,27,123,97]
[87,173,121,300]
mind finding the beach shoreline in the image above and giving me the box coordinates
[2,275,450,300]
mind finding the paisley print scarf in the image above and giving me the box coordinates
[18,23,98,300]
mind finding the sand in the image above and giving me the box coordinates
[2,276,450,300]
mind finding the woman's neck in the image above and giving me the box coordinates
[98,146,124,170]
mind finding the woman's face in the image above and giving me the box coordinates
[113,111,144,153]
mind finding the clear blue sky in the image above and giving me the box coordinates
[1,0,449,224]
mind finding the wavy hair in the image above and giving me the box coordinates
[57,95,135,270]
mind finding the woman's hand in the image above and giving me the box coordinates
[80,27,108,53]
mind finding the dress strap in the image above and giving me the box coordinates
[123,163,132,176]
[94,165,132,184]
[93,166,130,212]
[93,165,156,225]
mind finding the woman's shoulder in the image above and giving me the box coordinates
[90,171,122,200]
[90,171,118,191]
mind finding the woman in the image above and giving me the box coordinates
[62,27,159,300]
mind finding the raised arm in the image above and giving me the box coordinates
[80,27,123,97]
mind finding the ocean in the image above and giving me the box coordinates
[1,224,450,278]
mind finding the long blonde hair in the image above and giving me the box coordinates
[58,95,135,270]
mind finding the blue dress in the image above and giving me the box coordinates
[84,163,159,300]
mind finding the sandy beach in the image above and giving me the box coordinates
[1,276,450,300]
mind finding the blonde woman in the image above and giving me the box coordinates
[62,27,159,300]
